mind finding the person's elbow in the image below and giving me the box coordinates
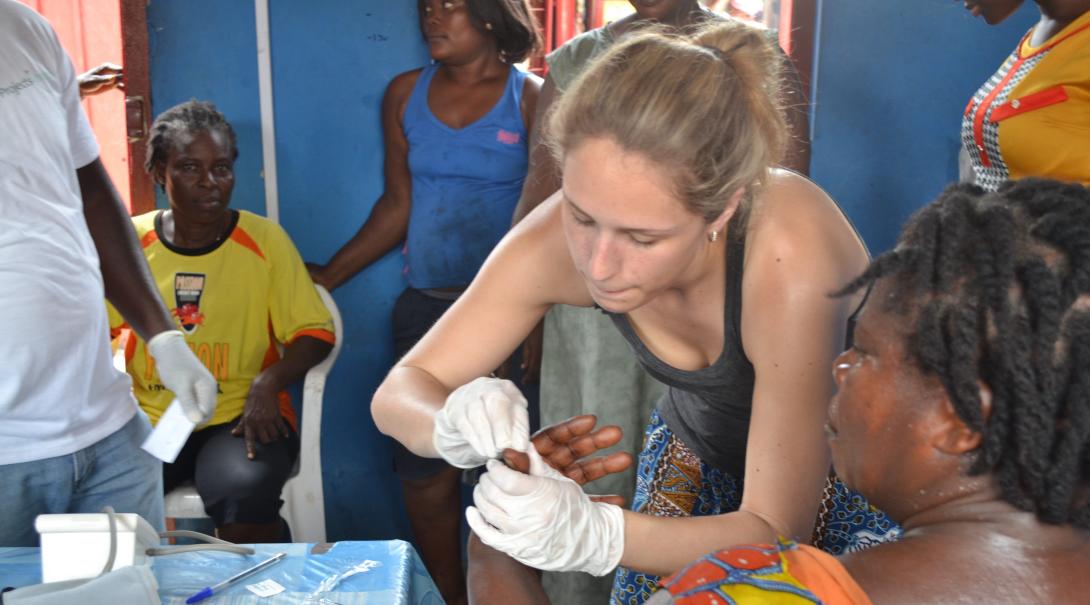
[312,339,334,364]
[370,382,393,437]
[736,506,806,543]
[290,334,335,370]
[370,368,402,437]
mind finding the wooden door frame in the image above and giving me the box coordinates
[120,0,155,215]
[778,0,817,103]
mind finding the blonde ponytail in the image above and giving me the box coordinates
[548,20,787,221]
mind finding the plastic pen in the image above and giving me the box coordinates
[185,551,287,604]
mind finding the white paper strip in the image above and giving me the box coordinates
[140,399,196,463]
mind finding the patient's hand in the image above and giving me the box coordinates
[232,375,290,460]
[502,414,633,506]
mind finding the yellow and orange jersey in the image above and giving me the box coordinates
[108,210,335,430]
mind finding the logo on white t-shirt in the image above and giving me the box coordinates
[0,70,48,99]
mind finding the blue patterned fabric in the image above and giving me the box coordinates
[811,477,902,555]
[610,410,900,605]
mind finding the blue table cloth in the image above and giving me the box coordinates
[0,540,442,604]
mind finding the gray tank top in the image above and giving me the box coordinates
[605,211,754,478]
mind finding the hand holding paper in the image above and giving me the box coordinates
[140,399,196,463]
[147,330,217,424]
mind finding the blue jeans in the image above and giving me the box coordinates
[0,412,164,546]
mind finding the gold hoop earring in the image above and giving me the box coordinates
[709,230,719,243]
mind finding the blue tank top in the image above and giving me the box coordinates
[402,63,529,289]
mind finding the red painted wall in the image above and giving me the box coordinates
[18,0,130,210]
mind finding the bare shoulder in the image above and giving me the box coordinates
[520,70,544,127]
[837,540,925,604]
[383,68,423,113]
[489,191,593,308]
[840,534,1090,605]
[743,169,869,295]
[387,68,423,95]
[833,539,994,605]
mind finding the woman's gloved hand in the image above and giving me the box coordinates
[432,377,530,468]
[147,330,217,424]
[466,446,625,577]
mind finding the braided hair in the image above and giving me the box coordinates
[145,99,238,185]
[837,178,1090,528]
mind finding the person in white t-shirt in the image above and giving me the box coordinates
[0,0,218,547]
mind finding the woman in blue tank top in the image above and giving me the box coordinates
[308,2,541,604]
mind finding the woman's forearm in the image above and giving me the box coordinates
[255,336,332,392]
[371,365,453,457]
[318,193,409,290]
[620,508,779,577]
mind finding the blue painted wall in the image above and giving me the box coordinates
[809,0,1037,254]
[268,1,429,541]
[147,1,266,215]
[148,0,429,540]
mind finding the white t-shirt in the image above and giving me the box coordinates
[0,0,137,464]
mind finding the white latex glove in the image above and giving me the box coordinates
[466,445,625,576]
[147,330,218,424]
[432,377,530,469]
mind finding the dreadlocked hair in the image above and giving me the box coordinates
[145,99,238,184]
[837,178,1090,528]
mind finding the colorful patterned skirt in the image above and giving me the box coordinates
[610,410,900,605]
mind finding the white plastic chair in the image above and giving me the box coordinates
[162,285,342,543]
[280,285,341,542]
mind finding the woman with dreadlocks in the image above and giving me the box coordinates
[468,177,1090,604]
[651,177,1090,603]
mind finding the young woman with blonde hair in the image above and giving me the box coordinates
[372,20,893,604]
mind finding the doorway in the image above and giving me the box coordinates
[16,0,154,214]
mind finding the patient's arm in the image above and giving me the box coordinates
[467,532,550,605]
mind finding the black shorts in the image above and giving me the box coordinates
[390,287,539,480]
[164,416,299,526]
